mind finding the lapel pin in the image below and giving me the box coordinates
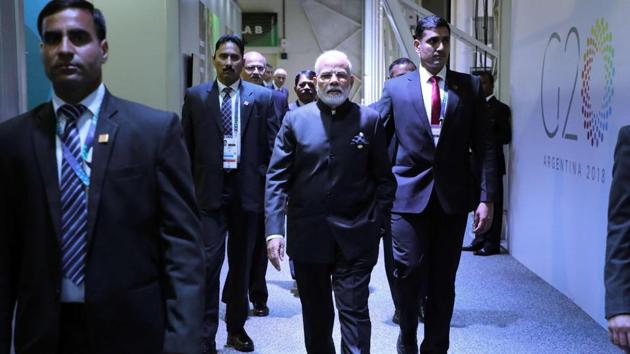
[98,134,109,144]
[452,84,459,90]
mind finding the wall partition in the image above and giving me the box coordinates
[0,0,23,121]
[509,0,627,327]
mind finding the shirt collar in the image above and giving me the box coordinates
[217,79,241,95]
[317,99,352,116]
[418,64,447,84]
[52,83,106,118]
[486,94,495,102]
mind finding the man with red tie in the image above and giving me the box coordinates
[371,15,497,354]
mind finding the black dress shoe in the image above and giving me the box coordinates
[227,329,254,352]
[474,248,500,256]
[397,333,418,354]
[392,309,400,324]
[252,302,269,317]
[462,243,483,252]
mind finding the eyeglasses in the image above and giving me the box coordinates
[244,65,265,73]
[318,71,350,82]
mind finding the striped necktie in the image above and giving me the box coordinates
[58,104,88,286]
[221,87,233,137]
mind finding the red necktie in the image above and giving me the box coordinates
[430,76,441,125]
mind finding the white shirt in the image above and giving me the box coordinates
[52,83,106,302]
[418,65,448,125]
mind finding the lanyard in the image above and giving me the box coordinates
[56,113,98,188]
[231,92,240,137]
[439,81,448,119]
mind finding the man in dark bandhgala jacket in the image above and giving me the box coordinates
[265,50,396,354]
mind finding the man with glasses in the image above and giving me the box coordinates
[265,50,396,354]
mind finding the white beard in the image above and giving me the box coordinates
[317,84,350,107]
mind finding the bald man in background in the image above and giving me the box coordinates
[222,51,287,327]
[272,68,289,98]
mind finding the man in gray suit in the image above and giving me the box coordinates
[266,50,396,354]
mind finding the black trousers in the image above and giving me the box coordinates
[471,173,504,251]
[392,195,467,354]
[382,228,400,310]
[383,229,427,316]
[294,245,378,354]
[248,223,269,306]
[201,172,262,346]
[58,303,88,354]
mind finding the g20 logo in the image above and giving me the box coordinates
[541,18,614,147]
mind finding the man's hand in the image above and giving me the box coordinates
[472,202,494,234]
[266,237,285,271]
[608,314,630,351]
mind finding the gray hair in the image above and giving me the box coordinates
[314,50,352,75]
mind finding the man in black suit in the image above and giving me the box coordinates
[606,126,630,353]
[242,52,289,121]
[378,58,418,325]
[0,2,205,354]
[371,15,496,354]
[263,63,274,89]
[462,71,511,256]
[388,57,417,79]
[266,50,396,354]
[288,70,317,111]
[182,35,279,353]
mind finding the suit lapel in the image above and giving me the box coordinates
[33,103,62,241]
[206,81,223,133]
[239,83,254,136]
[407,72,433,140]
[86,91,119,245]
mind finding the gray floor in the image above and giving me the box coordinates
[215,231,618,353]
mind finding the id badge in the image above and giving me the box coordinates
[223,138,238,169]
[431,125,442,146]
[431,118,444,146]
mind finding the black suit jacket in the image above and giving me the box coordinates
[278,86,289,98]
[486,96,511,175]
[271,89,289,122]
[606,125,630,318]
[371,69,497,214]
[0,92,204,354]
[265,101,396,263]
[181,80,280,213]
